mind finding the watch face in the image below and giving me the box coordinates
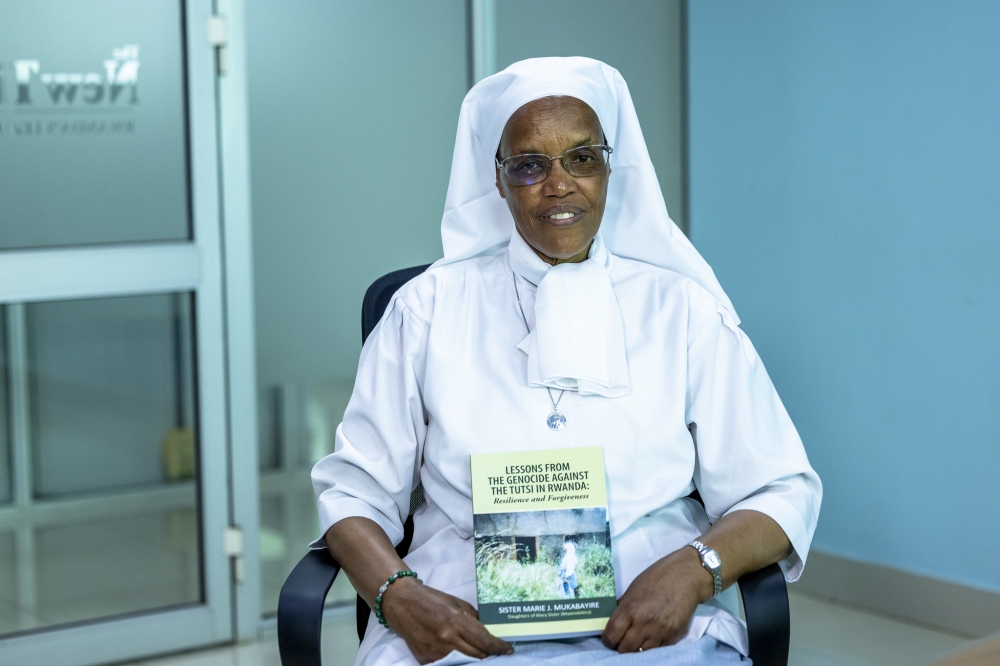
[704,551,722,569]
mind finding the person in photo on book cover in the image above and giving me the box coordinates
[557,542,579,598]
[311,57,822,665]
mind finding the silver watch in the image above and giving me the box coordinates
[688,539,722,598]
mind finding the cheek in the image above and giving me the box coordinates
[509,189,541,222]
[584,183,609,218]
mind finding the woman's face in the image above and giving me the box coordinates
[495,96,610,264]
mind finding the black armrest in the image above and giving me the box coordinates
[737,563,789,666]
[277,548,342,666]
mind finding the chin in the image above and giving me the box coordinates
[540,244,588,261]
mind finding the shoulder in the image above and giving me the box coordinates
[391,253,506,325]
[609,256,724,344]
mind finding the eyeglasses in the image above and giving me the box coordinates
[495,144,613,187]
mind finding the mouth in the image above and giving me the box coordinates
[539,205,586,226]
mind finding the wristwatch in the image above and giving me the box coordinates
[688,539,723,598]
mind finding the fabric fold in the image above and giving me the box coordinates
[509,232,631,398]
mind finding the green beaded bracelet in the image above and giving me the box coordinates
[374,570,421,628]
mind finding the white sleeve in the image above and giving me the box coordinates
[686,303,823,581]
[310,295,429,548]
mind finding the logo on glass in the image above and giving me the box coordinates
[1,44,140,106]
[0,45,141,137]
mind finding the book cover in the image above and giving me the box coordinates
[470,446,616,641]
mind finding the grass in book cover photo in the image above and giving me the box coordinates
[474,508,615,603]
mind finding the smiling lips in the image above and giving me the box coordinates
[540,205,585,225]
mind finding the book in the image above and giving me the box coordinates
[470,446,616,641]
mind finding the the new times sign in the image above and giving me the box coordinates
[0,44,140,137]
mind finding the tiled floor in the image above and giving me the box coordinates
[126,589,974,666]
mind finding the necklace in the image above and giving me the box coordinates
[513,272,567,431]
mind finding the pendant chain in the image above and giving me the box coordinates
[513,270,567,429]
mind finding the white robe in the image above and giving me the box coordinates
[311,240,822,666]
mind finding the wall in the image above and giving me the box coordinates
[496,0,686,228]
[245,0,469,385]
[687,0,1000,591]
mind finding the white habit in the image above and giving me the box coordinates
[311,57,822,666]
[311,233,821,665]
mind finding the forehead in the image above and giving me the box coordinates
[501,96,603,153]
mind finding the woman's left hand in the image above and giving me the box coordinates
[601,546,713,653]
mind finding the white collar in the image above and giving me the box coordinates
[508,231,631,398]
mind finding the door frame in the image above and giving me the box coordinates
[0,1,239,662]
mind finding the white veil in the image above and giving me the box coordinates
[432,56,739,324]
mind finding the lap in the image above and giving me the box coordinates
[493,636,747,666]
[359,624,746,666]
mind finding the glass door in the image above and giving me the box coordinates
[0,0,234,663]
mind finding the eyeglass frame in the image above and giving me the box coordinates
[494,144,614,186]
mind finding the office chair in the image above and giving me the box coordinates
[277,265,790,666]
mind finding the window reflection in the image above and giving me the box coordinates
[0,293,201,637]
[0,310,9,505]
[28,294,196,496]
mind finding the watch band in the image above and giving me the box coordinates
[688,539,723,598]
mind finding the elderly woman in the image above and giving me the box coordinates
[312,58,821,665]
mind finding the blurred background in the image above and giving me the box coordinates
[0,1,996,665]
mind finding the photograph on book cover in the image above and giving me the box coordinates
[474,508,615,604]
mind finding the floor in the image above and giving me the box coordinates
[125,589,974,666]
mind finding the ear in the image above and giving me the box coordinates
[495,166,506,199]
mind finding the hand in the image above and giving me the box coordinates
[601,546,713,653]
[381,578,513,664]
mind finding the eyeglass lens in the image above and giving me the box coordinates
[504,146,609,186]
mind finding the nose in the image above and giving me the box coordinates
[541,157,576,196]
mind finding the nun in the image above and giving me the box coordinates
[311,57,822,665]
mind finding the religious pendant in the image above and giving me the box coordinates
[547,411,567,431]
[545,388,567,431]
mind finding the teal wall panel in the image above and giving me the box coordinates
[496,0,686,229]
[688,0,1000,590]
[246,1,468,384]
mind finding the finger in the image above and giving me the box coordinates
[640,637,662,652]
[459,614,514,655]
[455,598,481,617]
[615,623,652,654]
[601,605,631,648]
[449,637,490,660]
[415,644,480,666]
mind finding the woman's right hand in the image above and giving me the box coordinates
[381,577,513,664]
[325,517,511,663]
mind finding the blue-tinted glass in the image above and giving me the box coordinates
[29,293,196,496]
[0,293,201,636]
[0,309,8,505]
[0,0,190,249]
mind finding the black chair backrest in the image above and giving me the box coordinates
[356,264,430,640]
[362,264,432,344]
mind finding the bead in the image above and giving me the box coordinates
[373,570,421,628]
